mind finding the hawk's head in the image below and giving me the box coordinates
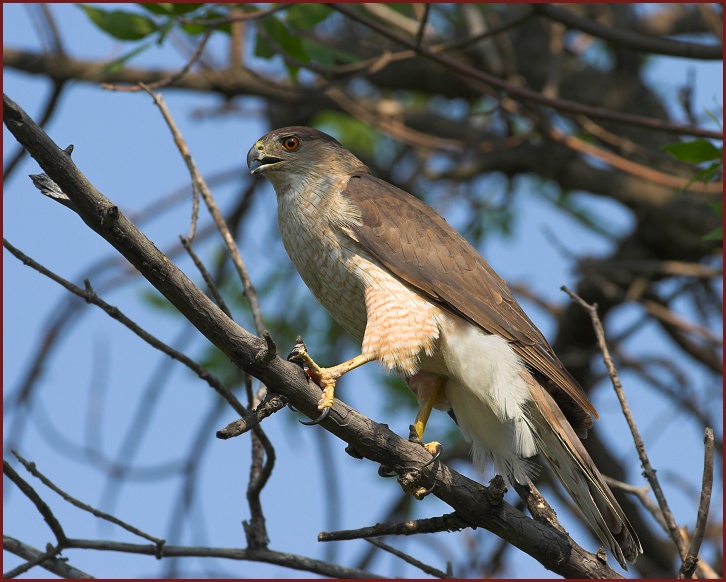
[247,126,368,189]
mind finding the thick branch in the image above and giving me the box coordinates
[4,92,624,578]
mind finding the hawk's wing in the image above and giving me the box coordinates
[343,173,598,419]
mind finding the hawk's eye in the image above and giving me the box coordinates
[282,136,300,151]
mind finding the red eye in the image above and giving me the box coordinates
[282,136,300,151]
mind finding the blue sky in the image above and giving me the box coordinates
[4,4,722,578]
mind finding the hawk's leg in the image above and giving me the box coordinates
[412,378,445,459]
[289,344,374,423]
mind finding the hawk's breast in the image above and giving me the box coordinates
[276,174,444,376]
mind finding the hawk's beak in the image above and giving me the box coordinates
[247,143,283,175]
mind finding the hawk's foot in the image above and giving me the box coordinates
[288,346,374,425]
[408,424,442,465]
[287,342,336,425]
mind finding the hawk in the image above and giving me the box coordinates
[247,126,641,568]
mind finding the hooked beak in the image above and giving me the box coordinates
[247,142,282,175]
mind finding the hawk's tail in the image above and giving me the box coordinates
[524,373,642,569]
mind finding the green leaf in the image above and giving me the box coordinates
[181,10,231,35]
[137,3,203,15]
[286,4,333,29]
[300,37,358,66]
[100,40,154,73]
[661,140,722,164]
[702,202,723,241]
[262,15,309,63]
[311,111,379,158]
[79,5,158,41]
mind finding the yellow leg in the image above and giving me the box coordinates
[292,348,374,411]
[412,379,444,456]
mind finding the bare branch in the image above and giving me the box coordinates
[532,4,723,60]
[101,29,213,92]
[3,238,247,417]
[3,536,92,579]
[139,85,266,335]
[365,538,451,579]
[331,4,723,140]
[4,93,625,578]
[679,427,715,579]
[561,286,689,563]
[3,461,66,545]
[12,451,165,551]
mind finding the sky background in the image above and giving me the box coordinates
[3,3,723,579]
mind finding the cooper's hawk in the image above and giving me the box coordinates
[247,126,641,568]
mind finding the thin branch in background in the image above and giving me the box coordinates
[531,4,723,60]
[603,476,667,531]
[365,538,451,579]
[547,125,723,194]
[679,428,715,579]
[178,3,289,28]
[180,235,233,318]
[243,375,274,550]
[560,286,689,562]
[3,81,66,181]
[138,84,266,335]
[3,239,246,417]
[330,3,723,140]
[3,461,66,544]
[102,29,213,94]
[12,451,165,551]
[414,4,431,48]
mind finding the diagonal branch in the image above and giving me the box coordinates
[4,92,625,578]
[532,4,723,60]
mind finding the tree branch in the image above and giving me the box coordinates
[330,4,723,139]
[532,4,723,60]
[4,92,625,579]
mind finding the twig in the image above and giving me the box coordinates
[602,476,667,531]
[178,4,288,28]
[3,542,64,579]
[319,512,472,541]
[138,85,266,335]
[3,461,66,544]
[12,451,166,551]
[216,393,287,439]
[642,299,722,345]
[330,4,723,139]
[3,238,246,417]
[365,538,451,579]
[180,235,232,318]
[61,537,383,578]
[547,125,723,194]
[102,29,213,92]
[561,285,690,563]
[3,536,92,579]
[414,4,431,48]
[678,427,715,579]
[242,375,274,550]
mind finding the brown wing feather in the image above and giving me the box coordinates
[343,174,598,419]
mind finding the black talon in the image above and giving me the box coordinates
[421,446,442,468]
[287,402,299,413]
[299,406,330,425]
[378,465,397,478]
[420,479,436,496]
